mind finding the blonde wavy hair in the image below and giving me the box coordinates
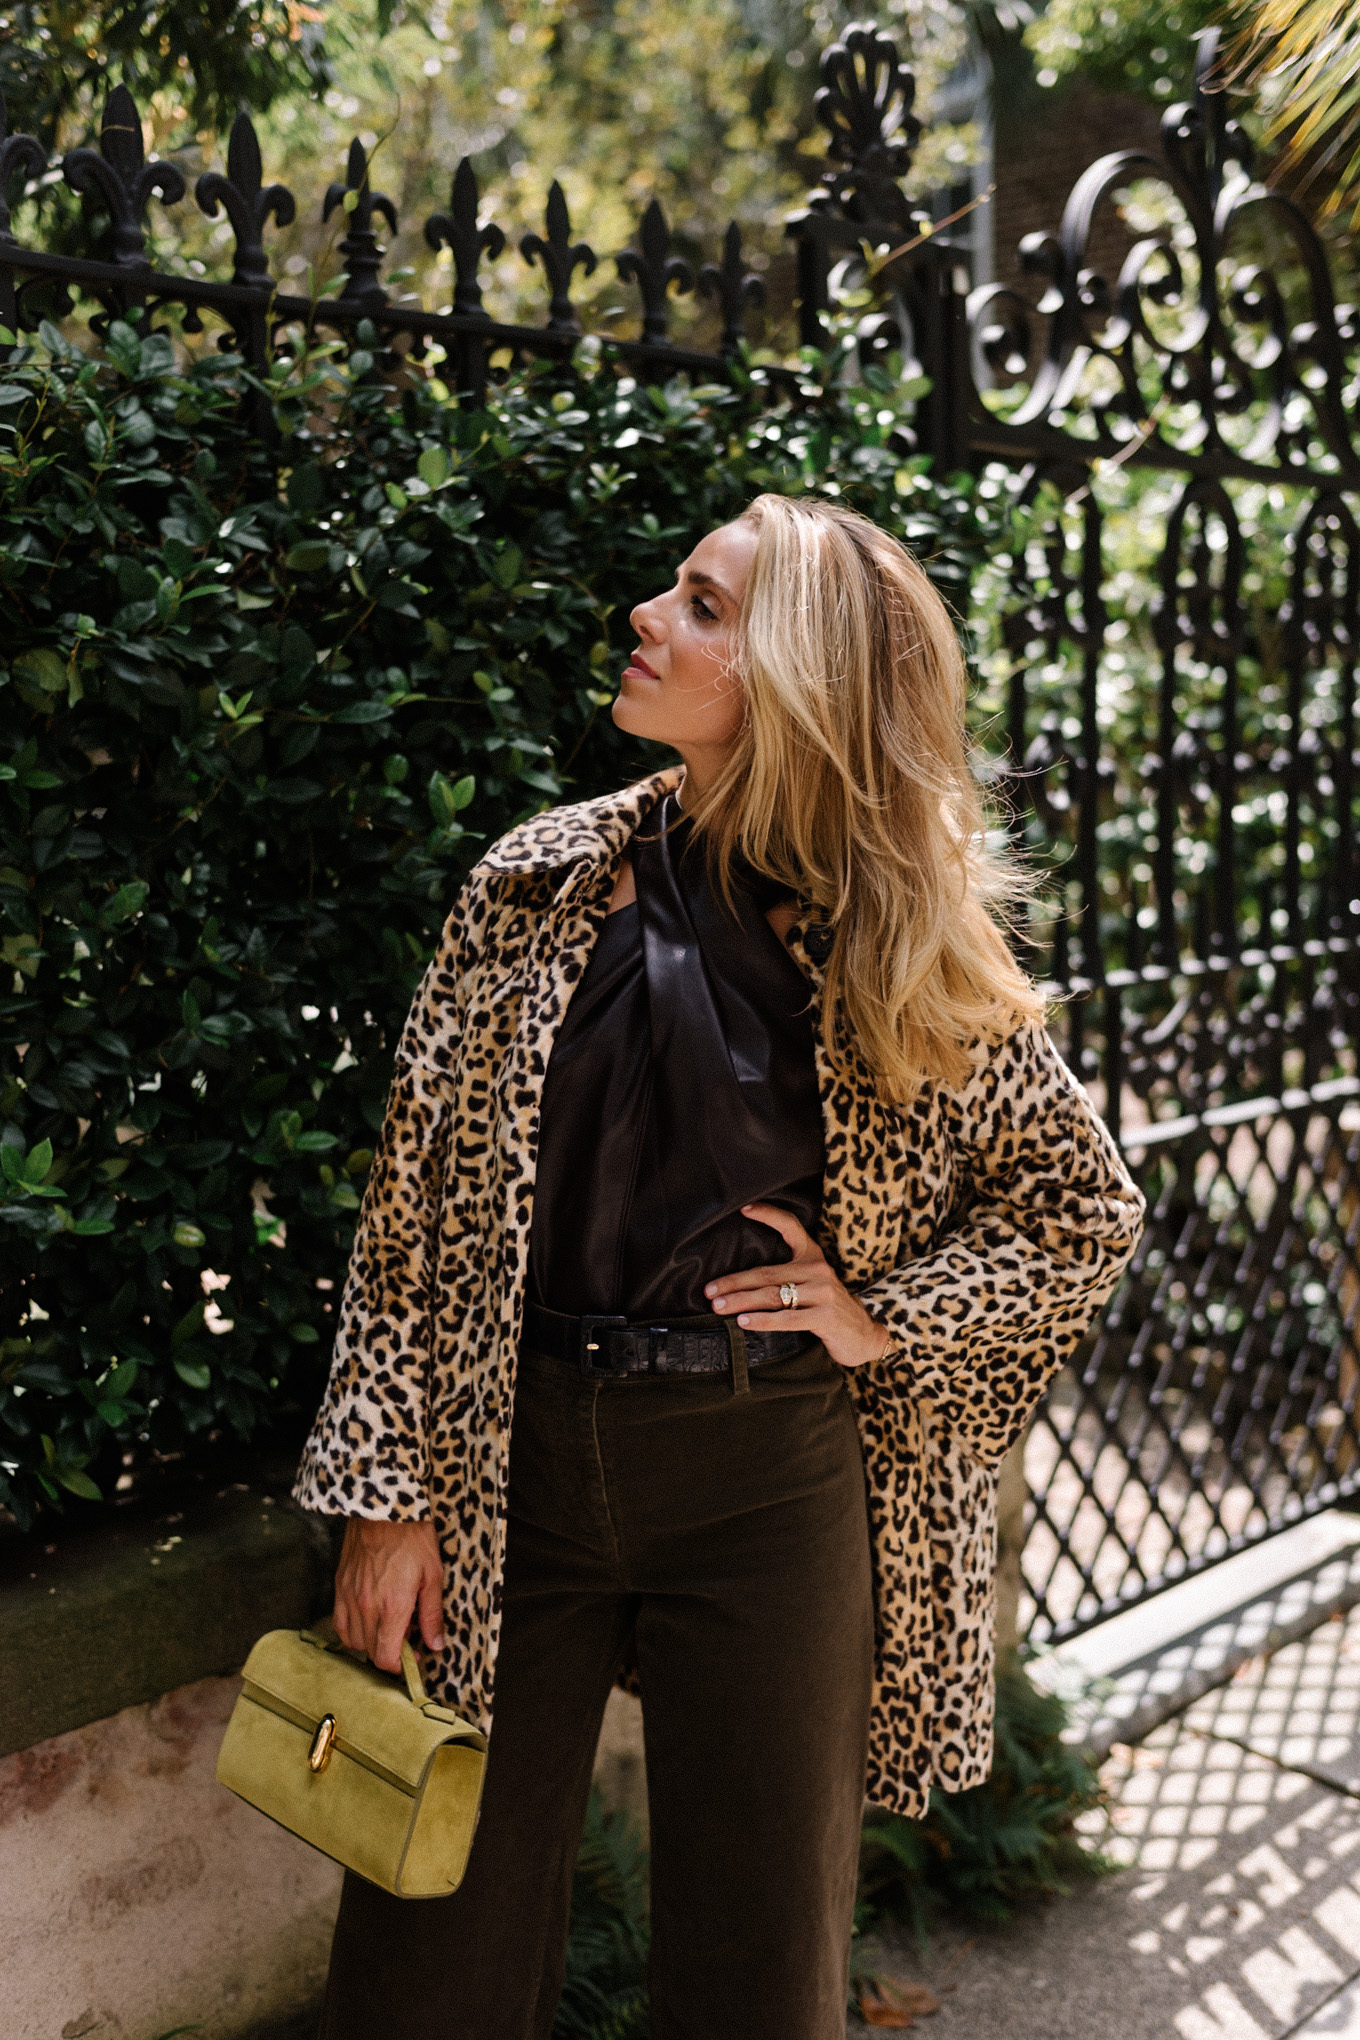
[683,492,1044,1102]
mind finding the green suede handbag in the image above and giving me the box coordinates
[216,1622,488,1898]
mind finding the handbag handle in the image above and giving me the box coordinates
[303,1619,428,1709]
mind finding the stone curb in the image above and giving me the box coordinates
[1028,1507,1360,1762]
[0,1482,334,1758]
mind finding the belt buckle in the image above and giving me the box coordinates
[579,1314,629,1377]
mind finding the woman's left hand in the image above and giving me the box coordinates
[705,1202,893,1371]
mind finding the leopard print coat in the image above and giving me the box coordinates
[293,767,1145,1816]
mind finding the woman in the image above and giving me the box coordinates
[294,494,1145,2039]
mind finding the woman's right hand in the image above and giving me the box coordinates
[332,1518,446,1674]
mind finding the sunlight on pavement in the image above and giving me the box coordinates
[1093,1610,1360,2038]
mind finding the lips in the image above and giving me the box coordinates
[624,652,659,679]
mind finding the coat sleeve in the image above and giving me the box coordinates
[856,1019,1145,1469]
[291,880,484,1522]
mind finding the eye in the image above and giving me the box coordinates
[690,593,718,623]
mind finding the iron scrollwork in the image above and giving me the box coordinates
[966,28,1360,483]
[973,28,1360,1644]
[0,75,768,374]
[785,19,927,342]
[0,96,45,245]
[698,222,764,357]
[812,18,921,235]
[0,94,46,338]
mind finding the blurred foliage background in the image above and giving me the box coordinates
[4,0,1349,342]
[2,0,984,343]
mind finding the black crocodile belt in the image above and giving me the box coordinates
[521,1301,815,1379]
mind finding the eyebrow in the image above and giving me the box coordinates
[684,567,735,605]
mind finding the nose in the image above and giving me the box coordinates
[629,592,664,642]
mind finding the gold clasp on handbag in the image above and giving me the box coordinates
[308,1713,337,1773]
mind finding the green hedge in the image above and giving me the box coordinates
[0,319,991,1527]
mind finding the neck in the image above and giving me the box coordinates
[671,743,730,811]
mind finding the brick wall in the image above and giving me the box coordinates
[992,86,1167,305]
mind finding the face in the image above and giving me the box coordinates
[611,521,758,781]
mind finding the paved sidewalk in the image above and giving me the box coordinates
[850,1605,1360,2038]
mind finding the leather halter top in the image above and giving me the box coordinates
[528,792,825,1319]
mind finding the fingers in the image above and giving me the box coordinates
[331,1594,359,1654]
[417,1559,447,1654]
[331,1525,366,1654]
[723,1288,783,1314]
[334,1518,444,1671]
[732,1307,825,1332]
[739,1202,816,1259]
[718,1281,831,1316]
[373,1597,410,1675]
[731,1297,893,1371]
[706,1254,825,1306]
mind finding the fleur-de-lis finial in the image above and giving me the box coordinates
[616,198,693,345]
[699,222,764,355]
[195,113,296,288]
[520,181,597,333]
[0,96,46,245]
[424,159,506,318]
[323,138,398,308]
[812,21,919,231]
[63,83,186,266]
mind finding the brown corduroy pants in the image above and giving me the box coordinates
[316,1336,875,2040]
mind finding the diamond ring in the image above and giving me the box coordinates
[779,1282,799,1310]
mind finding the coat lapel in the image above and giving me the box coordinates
[490,769,682,1360]
[494,857,613,1359]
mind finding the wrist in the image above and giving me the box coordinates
[862,1311,892,1364]
[346,1515,435,1546]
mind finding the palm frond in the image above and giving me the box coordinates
[1236,0,1360,225]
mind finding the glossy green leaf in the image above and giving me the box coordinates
[332,701,393,724]
[103,881,150,922]
[287,461,326,514]
[15,649,66,695]
[106,1359,140,1400]
[171,1301,207,1349]
[56,1467,102,1500]
[284,541,331,572]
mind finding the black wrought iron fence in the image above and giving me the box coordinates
[960,30,1360,1641]
[1,20,1357,1642]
